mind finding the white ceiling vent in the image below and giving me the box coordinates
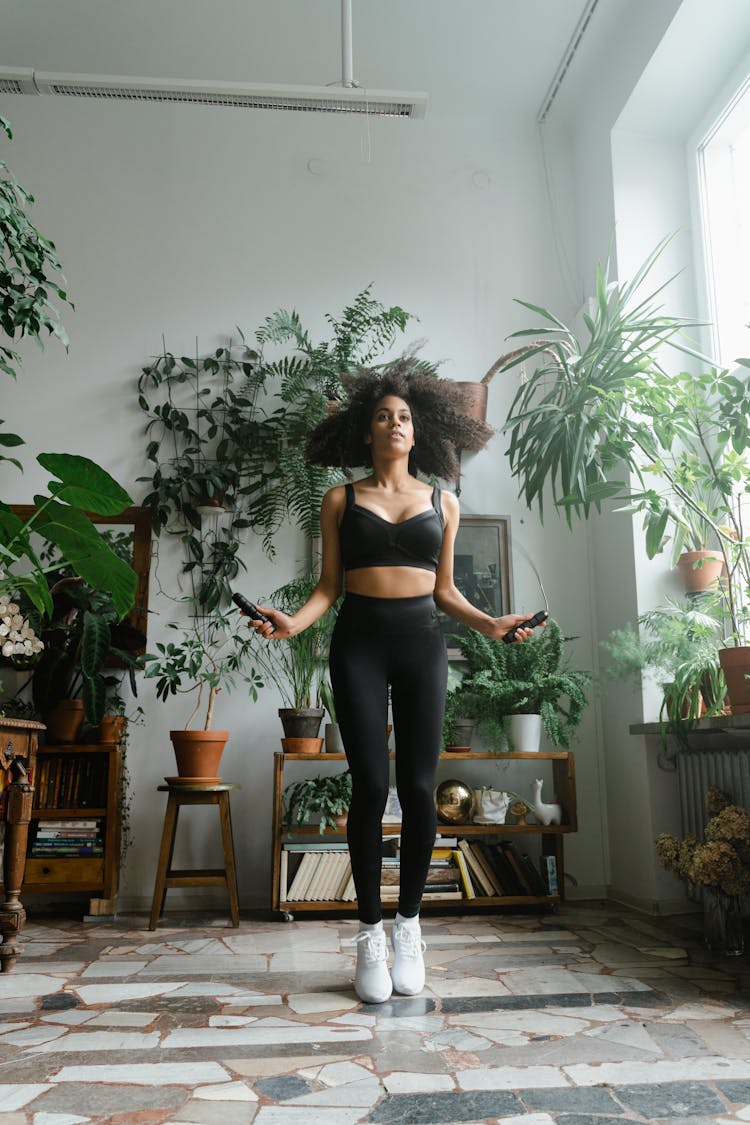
[0,3,428,119]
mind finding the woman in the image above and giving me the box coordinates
[247,361,537,1004]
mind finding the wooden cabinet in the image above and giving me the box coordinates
[271,750,577,920]
[23,744,121,915]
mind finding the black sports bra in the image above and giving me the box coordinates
[339,482,445,573]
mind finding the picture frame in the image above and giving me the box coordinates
[442,515,512,659]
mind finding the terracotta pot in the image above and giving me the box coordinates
[677,550,724,593]
[44,699,85,744]
[281,737,324,755]
[96,715,127,744]
[278,708,324,739]
[332,812,348,829]
[169,730,228,777]
[718,646,750,714]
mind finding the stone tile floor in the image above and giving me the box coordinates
[0,902,748,1124]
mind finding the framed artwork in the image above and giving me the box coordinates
[442,515,512,659]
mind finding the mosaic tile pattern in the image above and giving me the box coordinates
[0,904,747,1123]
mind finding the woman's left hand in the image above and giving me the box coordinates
[487,613,542,643]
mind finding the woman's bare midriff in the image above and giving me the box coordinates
[344,566,436,599]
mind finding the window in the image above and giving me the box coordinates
[698,74,750,367]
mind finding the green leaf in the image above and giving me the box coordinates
[37,453,132,515]
[31,499,137,618]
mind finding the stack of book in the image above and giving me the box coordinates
[283,844,356,903]
[34,757,108,810]
[30,819,104,857]
[456,838,552,898]
[381,843,464,902]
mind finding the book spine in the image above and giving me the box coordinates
[541,854,558,894]
[451,849,475,899]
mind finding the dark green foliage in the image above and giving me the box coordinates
[246,286,415,552]
[450,620,590,748]
[283,770,352,833]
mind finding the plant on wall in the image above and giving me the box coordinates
[137,336,267,612]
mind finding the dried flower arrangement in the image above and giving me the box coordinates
[656,786,750,897]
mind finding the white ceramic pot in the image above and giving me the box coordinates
[507,713,542,752]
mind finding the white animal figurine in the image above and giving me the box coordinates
[531,778,562,826]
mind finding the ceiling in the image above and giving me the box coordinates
[0,0,597,120]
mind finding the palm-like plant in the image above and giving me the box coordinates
[496,239,750,643]
[450,620,590,748]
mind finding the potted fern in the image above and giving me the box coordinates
[450,620,590,751]
[283,769,352,833]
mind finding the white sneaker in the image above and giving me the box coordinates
[353,927,392,1004]
[391,920,426,995]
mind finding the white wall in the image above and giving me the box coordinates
[0,67,606,908]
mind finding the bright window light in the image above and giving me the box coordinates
[698,74,750,367]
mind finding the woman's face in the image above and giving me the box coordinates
[366,395,415,456]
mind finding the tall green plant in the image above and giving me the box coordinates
[499,240,750,642]
[248,575,338,709]
[0,119,136,622]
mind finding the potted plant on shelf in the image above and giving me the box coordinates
[601,598,726,752]
[449,619,590,752]
[283,769,353,834]
[442,664,475,752]
[6,574,147,742]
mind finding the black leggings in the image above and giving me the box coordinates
[329,592,447,923]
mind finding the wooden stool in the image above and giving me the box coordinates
[149,782,241,929]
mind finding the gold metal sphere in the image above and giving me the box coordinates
[435,778,474,824]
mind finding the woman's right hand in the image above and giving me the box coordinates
[243,607,293,640]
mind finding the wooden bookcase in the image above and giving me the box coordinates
[271,750,577,920]
[23,743,121,915]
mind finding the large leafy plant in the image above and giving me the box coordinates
[451,620,590,748]
[497,240,750,643]
[0,118,136,623]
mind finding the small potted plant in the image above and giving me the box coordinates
[442,665,476,751]
[601,598,726,751]
[450,619,590,752]
[283,769,352,833]
[144,609,263,777]
[248,575,338,751]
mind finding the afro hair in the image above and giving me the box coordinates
[306,358,493,482]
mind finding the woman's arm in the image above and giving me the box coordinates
[245,487,345,641]
[433,491,536,643]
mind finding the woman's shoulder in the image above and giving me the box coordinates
[322,483,350,511]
